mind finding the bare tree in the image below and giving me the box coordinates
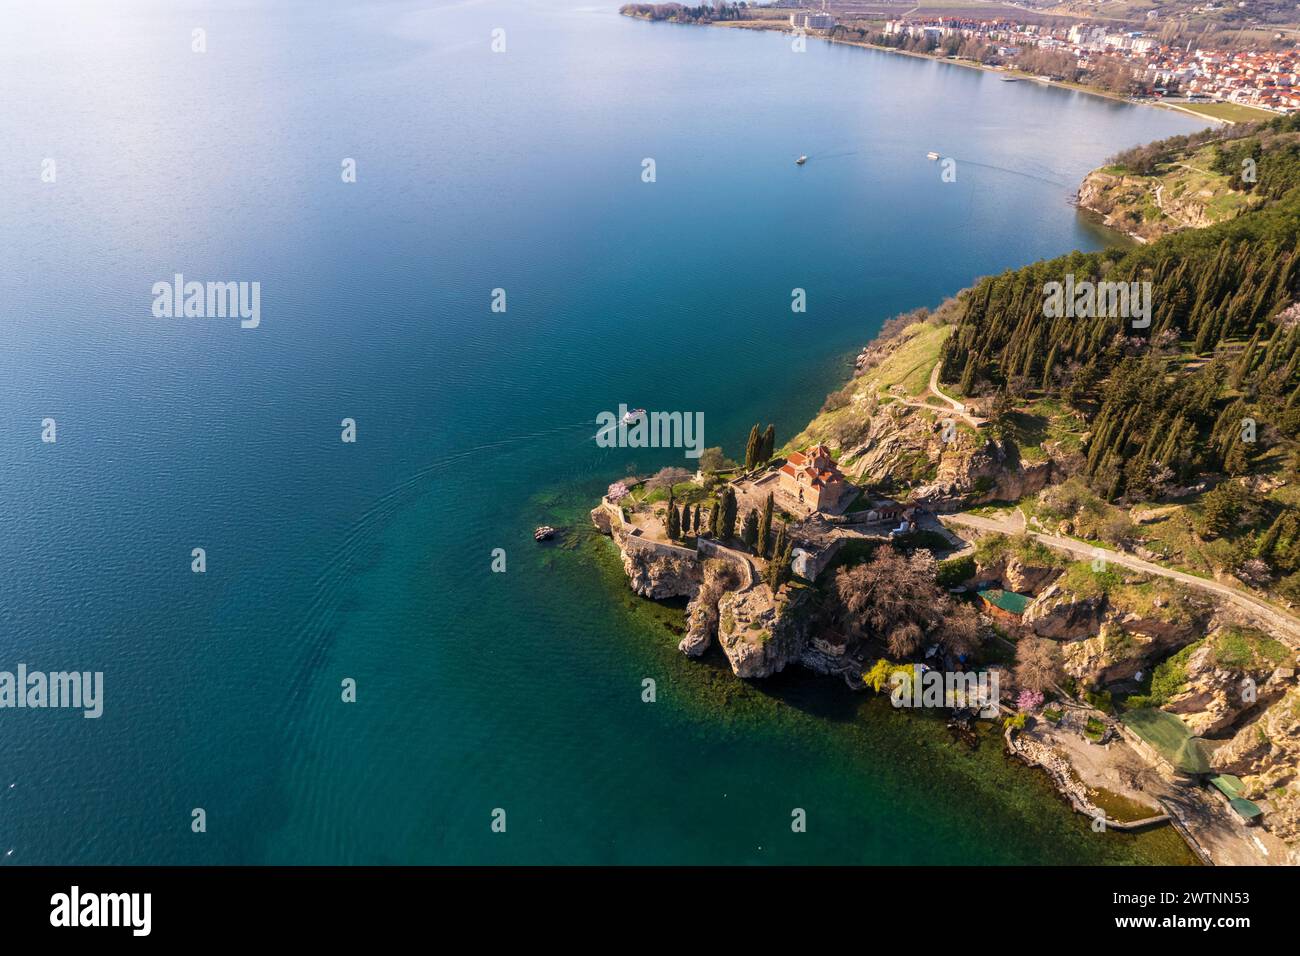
[832,546,977,658]
[1015,637,1063,693]
[647,466,692,491]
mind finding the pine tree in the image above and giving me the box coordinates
[744,424,761,471]
[757,492,774,557]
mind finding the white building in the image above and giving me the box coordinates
[790,11,836,30]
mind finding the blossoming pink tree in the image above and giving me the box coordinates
[1017,689,1044,713]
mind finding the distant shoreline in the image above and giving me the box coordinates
[635,14,1240,127]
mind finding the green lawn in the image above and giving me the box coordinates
[1172,101,1277,124]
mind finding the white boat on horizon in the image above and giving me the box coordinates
[795,154,807,166]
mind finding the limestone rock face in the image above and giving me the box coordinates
[1022,583,1107,641]
[590,505,612,535]
[618,537,701,601]
[1213,687,1300,845]
[1058,625,1138,686]
[1078,167,1248,244]
[679,559,740,658]
[911,439,1050,511]
[1004,556,1058,595]
[716,584,810,678]
[1165,640,1287,736]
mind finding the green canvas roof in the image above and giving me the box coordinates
[1229,797,1263,820]
[1210,774,1246,799]
[1122,709,1211,774]
[979,589,1031,615]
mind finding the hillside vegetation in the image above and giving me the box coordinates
[933,115,1300,602]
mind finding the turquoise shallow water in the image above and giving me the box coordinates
[0,0,1204,863]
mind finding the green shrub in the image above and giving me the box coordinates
[937,555,976,588]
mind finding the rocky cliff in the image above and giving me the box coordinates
[1021,574,1213,687]
[1165,634,1293,737]
[1077,164,1254,245]
[1213,686,1300,844]
[716,582,817,678]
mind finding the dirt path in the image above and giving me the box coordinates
[941,510,1300,646]
[925,363,987,428]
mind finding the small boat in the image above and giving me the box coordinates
[795,155,807,166]
[926,151,940,161]
[534,526,556,542]
[621,408,646,425]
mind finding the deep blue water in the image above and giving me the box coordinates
[0,0,1206,864]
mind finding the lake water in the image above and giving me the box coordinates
[0,0,1206,863]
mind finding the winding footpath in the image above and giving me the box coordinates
[940,508,1300,647]
[926,363,988,428]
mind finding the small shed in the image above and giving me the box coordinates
[1209,774,1246,800]
[1228,798,1264,823]
[978,588,1031,622]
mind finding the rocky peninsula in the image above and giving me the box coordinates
[591,123,1300,864]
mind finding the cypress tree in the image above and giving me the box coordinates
[958,353,977,395]
[744,424,761,471]
[760,424,776,463]
[757,492,774,558]
[721,487,738,540]
[692,504,701,533]
[1230,329,1260,390]
[767,524,788,589]
[666,491,679,539]
[774,536,794,589]
[741,509,759,549]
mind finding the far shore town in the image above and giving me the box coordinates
[877,15,1300,113]
[634,1,1300,115]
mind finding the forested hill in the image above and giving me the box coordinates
[934,115,1300,596]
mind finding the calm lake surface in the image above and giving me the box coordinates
[0,0,1207,863]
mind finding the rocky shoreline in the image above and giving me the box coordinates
[590,311,1300,861]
